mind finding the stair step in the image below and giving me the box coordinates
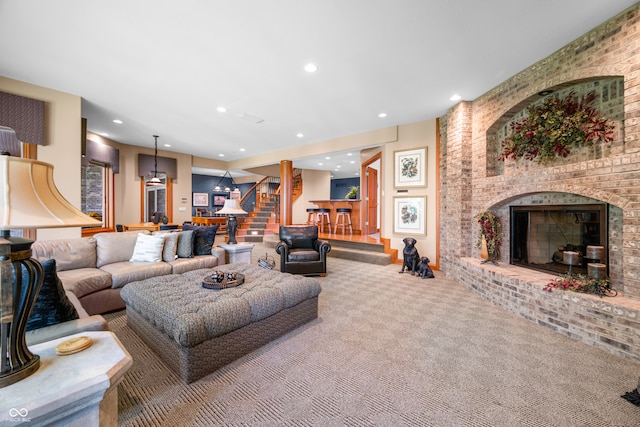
[325,238,386,253]
[261,235,391,265]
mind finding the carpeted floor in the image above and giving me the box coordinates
[107,242,640,426]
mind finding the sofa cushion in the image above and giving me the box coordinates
[100,261,173,289]
[95,231,148,268]
[31,237,97,271]
[175,230,195,258]
[57,268,113,299]
[26,259,79,331]
[130,233,166,262]
[161,232,179,262]
[182,224,219,255]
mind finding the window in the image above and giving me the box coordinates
[81,162,113,232]
[144,174,167,222]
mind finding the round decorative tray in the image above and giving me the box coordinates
[202,272,244,290]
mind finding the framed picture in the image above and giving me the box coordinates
[213,195,227,206]
[394,147,427,188]
[393,196,426,236]
[193,192,209,207]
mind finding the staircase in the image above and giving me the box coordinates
[236,194,279,243]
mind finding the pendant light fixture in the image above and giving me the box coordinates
[147,135,162,186]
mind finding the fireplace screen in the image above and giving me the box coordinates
[510,204,607,275]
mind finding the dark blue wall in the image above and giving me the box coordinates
[330,177,361,200]
[192,174,256,215]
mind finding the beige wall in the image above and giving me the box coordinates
[382,120,438,261]
[294,169,332,224]
[0,76,83,240]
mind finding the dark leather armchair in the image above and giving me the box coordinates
[275,225,331,276]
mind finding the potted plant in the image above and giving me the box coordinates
[345,186,359,199]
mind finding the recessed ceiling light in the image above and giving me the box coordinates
[216,107,227,113]
[304,63,318,73]
[296,133,304,138]
[100,132,109,136]
[378,113,387,118]
[450,94,462,101]
[318,162,323,166]
[350,161,355,164]
[347,153,353,156]
[240,148,246,152]
[113,119,123,124]
[325,156,331,160]
[163,144,171,147]
[218,153,224,157]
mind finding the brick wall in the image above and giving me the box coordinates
[439,5,640,361]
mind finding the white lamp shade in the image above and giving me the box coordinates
[0,156,102,229]
[216,199,247,215]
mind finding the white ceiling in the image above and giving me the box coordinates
[0,0,636,179]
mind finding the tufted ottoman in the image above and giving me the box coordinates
[120,263,321,383]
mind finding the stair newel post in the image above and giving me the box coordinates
[280,160,293,226]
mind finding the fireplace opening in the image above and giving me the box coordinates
[510,204,608,276]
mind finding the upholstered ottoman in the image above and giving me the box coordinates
[120,263,321,383]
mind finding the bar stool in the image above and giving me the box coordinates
[334,208,353,234]
[315,208,331,233]
[306,208,318,225]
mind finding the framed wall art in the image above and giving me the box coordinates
[393,196,426,236]
[213,195,227,206]
[193,192,209,207]
[394,147,427,188]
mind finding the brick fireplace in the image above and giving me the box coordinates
[439,4,640,361]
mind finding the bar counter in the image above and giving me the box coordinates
[309,199,361,234]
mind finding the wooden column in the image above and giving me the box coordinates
[280,160,293,225]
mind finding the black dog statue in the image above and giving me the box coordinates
[417,257,435,279]
[400,237,420,275]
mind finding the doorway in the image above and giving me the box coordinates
[361,152,381,235]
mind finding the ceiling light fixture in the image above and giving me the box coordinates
[378,113,387,118]
[213,171,238,192]
[113,119,123,124]
[304,63,318,72]
[296,133,304,138]
[147,135,162,186]
[450,94,462,101]
[216,107,227,113]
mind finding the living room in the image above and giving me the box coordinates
[2,1,640,425]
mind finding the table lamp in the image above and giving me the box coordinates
[216,199,247,244]
[0,154,101,388]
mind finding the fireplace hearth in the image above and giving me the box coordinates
[510,204,607,276]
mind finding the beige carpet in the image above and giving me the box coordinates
[108,243,640,426]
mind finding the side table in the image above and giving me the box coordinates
[219,242,255,264]
[0,331,132,426]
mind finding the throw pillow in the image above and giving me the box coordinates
[175,230,195,258]
[129,233,165,262]
[182,224,219,256]
[26,259,79,331]
[162,232,179,262]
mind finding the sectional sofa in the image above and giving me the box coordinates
[32,230,225,315]
[26,229,225,344]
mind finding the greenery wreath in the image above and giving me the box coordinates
[475,210,502,261]
[499,91,614,164]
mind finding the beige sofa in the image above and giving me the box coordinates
[32,230,226,316]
